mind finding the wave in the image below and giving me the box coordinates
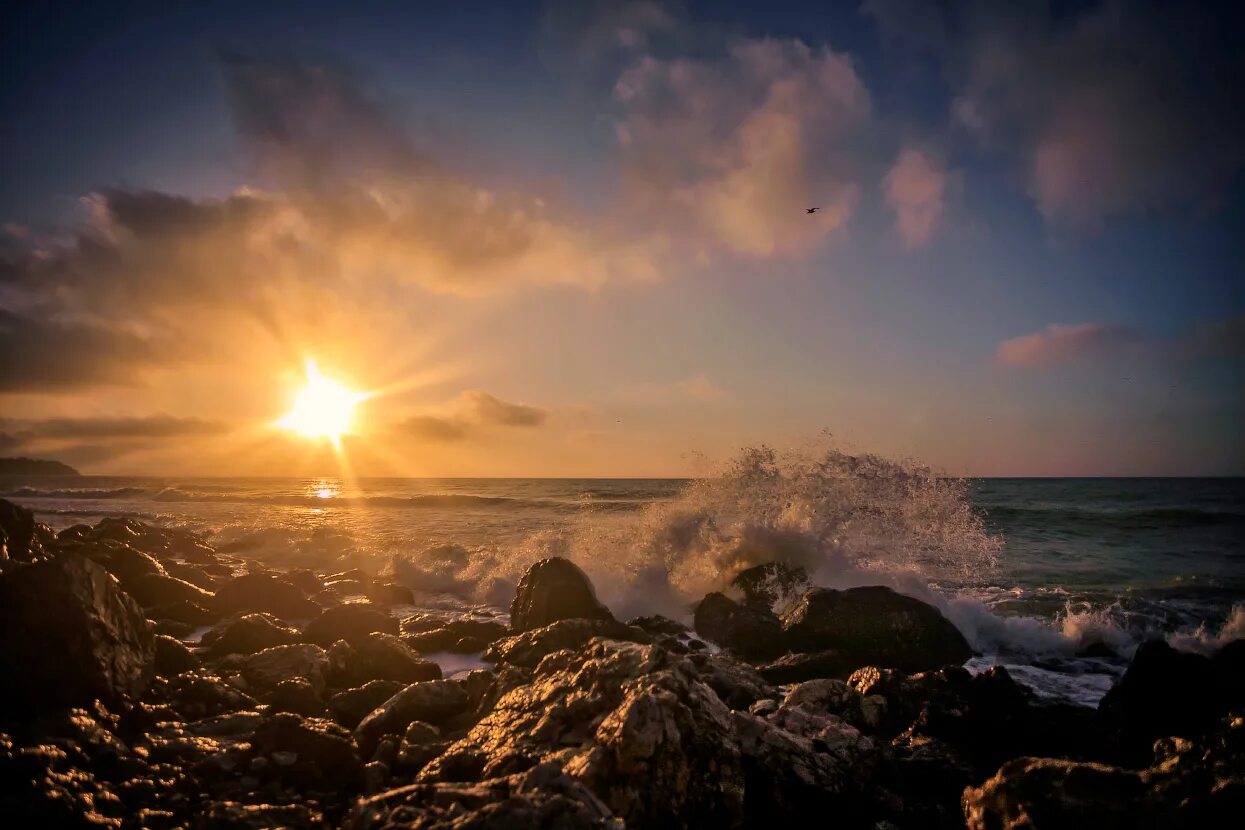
[1,486,150,499]
[148,488,546,510]
[982,504,1245,529]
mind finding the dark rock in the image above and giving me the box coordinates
[694,592,784,661]
[148,599,216,626]
[334,632,442,686]
[303,603,399,647]
[403,619,508,653]
[730,562,809,609]
[250,712,364,791]
[165,670,258,719]
[284,567,324,595]
[759,649,853,684]
[687,651,775,710]
[0,499,52,562]
[627,614,690,636]
[162,561,217,590]
[1214,638,1245,704]
[239,644,330,695]
[483,618,651,668]
[0,555,155,714]
[195,802,325,829]
[509,557,615,632]
[355,680,471,757]
[201,613,300,656]
[94,542,167,584]
[268,678,329,717]
[214,572,319,619]
[125,572,216,609]
[367,581,415,606]
[330,681,407,729]
[154,634,201,676]
[781,586,972,673]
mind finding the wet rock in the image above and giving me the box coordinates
[331,681,408,729]
[483,618,651,668]
[0,555,155,713]
[250,712,364,791]
[759,649,853,684]
[0,498,52,562]
[165,670,258,719]
[92,542,167,584]
[303,603,399,647]
[694,592,785,661]
[403,619,508,653]
[687,651,775,710]
[344,762,618,829]
[332,632,442,686]
[163,561,217,591]
[366,581,414,606]
[239,644,330,695]
[154,634,201,676]
[148,599,216,626]
[201,613,300,657]
[355,680,471,757]
[268,678,328,717]
[730,562,809,610]
[782,586,972,673]
[284,567,324,595]
[125,572,216,609]
[195,801,325,829]
[214,572,319,619]
[509,557,615,632]
[627,614,690,637]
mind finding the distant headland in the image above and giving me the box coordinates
[0,458,80,476]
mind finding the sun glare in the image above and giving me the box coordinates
[277,359,367,447]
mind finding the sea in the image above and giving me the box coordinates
[4,451,1243,708]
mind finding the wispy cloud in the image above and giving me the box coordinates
[882,149,949,247]
[400,390,548,443]
[995,323,1142,368]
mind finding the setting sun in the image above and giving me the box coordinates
[276,359,367,447]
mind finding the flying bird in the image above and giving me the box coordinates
[805,207,819,214]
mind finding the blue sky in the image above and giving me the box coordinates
[1,0,1242,476]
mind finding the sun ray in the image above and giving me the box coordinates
[276,358,369,448]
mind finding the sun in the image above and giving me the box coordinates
[277,359,368,448]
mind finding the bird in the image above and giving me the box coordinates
[805,207,820,214]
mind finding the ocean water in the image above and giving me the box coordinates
[4,450,1243,706]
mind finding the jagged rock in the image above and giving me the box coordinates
[303,603,399,647]
[332,681,409,729]
[163,561,217,590]
[195,801,325,829]
[730,562,809,609]
[782,586,972,673]
[403,619,508,653]
[627,615,690,636]
[693,592,785,661]
[0,499,52,562]
[124,572,216,609]
[268,678,328,717]
[214,572,319,619]
[0,556,155,713]
[89,542,167,584]
[483,619,651,668]
[686,651,775,710]
[154,634,201,676]
[759,649,853,683]
[201,613,300,657]
[344,763,619,829]
[366,581,415,606]
[165,670,258,719]
[332,632,442,686]
[509,557,615,632]
[239,644,330,695]
[148,599,216,626]
[250,712,364,791]
[355,681,471,757]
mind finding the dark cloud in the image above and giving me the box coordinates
[12,415,232,440]
[402,415,469,443]
[866,0,1245,227]
[0,308,169,391]
[400,391,548,442]
[463,391,547,427]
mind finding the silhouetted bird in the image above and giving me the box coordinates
[806,207,819,214]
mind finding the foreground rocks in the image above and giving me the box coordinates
[0,502,1241,830]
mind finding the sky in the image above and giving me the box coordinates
[1,0,1243,477]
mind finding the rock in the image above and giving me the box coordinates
[627,615,690,636]
[366,581,414,606]
[239,644,330,695]
[148,599,216,626]
[154,634,201,676]
[1098,639,1222,762]
[694,592,785,661]
[758,649,853,684]
[355,680,471,757]
[730,562,809,610]
[94,542,167,584]
[331,681,407,729]
[124,572,216,609]
[268,678,328,717]
[402,619,508,653]
[166,670,259,719]
[250,712,364,791]
[201,613,300,656]
[335,632,442,686]
[0,499,52,562]
[509,557,615,632]
[781,586,972,673]
[163,561,217,590]
[687,651,775,710]
[483,618,651,668]
[344,763,619,829]
[303,603,399,647]
[195,801,325,829]
[214,572,319,619]
[0,556,155,713]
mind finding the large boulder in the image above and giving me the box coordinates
[239,644,331,695]
[201,613,300,656]
[509,557,615,632]
[330,680,407,729]
[214,572,319,619]
[781,587,972,673]
[0,499,52,563]
[123,572,216,609]
[332,632,442,686]
[355,680,471,757]
[250,712,365,792]
[483,618,651,668]
[0,556,155,713]
[303,603,399,647]
[730,562,809,610]
[693,592,784,661]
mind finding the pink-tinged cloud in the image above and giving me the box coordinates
[996,323,1141,368]
[882,149,947,247]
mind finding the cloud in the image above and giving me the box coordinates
[882,149,948,247]
[9,415,232,440]
[613,37,868,256]
[996,323,1142,368]
[867,0,1245,228]
[400,391,548,442]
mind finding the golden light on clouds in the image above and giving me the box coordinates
[276,358,369,448]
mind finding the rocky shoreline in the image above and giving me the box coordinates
[1,498,1241,829]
